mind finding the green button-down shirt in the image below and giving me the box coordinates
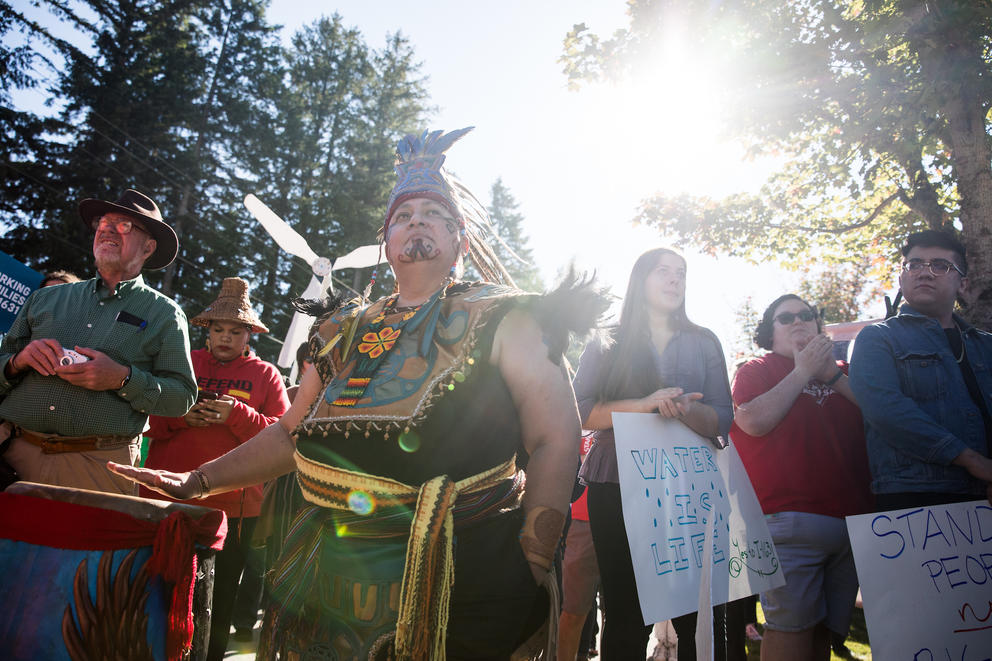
[0,275,196,436]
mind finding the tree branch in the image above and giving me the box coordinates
[802,190,903,234]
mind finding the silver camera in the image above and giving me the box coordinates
[59,349,90,366]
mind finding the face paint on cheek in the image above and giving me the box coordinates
[443,218,460,235]
[398,237,440,263]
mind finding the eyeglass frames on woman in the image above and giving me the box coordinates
[774,309,816,325]
[902,259,965,277]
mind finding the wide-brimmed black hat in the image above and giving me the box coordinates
[78,189,179,270]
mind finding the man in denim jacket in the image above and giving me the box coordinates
[850,230,992,510]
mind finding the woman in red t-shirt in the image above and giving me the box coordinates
[731,294,872,661]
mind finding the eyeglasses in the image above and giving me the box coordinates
[91,217,144,235]
[902,259,965,277]
[774,309,816,325]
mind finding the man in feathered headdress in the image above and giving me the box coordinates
[113,128,606,659]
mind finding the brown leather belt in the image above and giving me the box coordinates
[19,430,140,454]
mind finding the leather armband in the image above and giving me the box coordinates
[190,469,211,499]
[519,505,565,570]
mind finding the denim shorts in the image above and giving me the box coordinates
[760,511,860,635]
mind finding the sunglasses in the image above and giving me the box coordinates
[774,309,816,325]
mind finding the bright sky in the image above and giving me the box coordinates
[268,0,808,353]
[7,0,845,355]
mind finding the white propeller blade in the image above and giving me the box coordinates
[332,244,382,271]
[244,194,319,266]
[246,192,382,377]
[277,276,324,369]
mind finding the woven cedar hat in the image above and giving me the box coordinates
[78,189,179,270]
[191,277,269,333]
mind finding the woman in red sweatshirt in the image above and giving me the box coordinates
[143,277,289,661]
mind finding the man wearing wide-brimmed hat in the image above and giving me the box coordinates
[0,189,196,495]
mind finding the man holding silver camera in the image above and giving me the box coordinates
[0,189,196,494]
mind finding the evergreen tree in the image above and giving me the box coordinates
[0,1,81,257]
[0,0,282,318]
[0,5,431,363]
[238,16,430,351]
[485,178,543,291]
[730,296,762,369]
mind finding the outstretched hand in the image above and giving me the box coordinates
[106,461,202,500]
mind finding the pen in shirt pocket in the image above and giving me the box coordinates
[116,311,148,330]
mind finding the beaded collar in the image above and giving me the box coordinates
[300,283,523,440]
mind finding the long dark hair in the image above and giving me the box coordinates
[597,248,703,402]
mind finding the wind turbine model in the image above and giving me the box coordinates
[244,194,381,373]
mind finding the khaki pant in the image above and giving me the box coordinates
[6,434,139,495]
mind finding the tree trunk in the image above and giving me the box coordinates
[946,85,992,328]
[919,19,992,327]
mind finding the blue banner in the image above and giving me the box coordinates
[0,251,43,334]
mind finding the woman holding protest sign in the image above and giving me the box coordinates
[572,247,739,661]
[731,293,872,661]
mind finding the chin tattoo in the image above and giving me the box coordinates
[399,238,440,263]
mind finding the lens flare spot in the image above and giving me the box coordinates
[334,523,349,537]
[347,490,375,516]
[398,430,421,453]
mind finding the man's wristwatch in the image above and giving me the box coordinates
[118,367,131,390]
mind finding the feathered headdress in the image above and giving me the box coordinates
[380,127,514,285]
[383,127,472,231]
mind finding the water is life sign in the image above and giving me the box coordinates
[613,413,784,625]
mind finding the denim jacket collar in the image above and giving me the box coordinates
[897,303,977,335]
